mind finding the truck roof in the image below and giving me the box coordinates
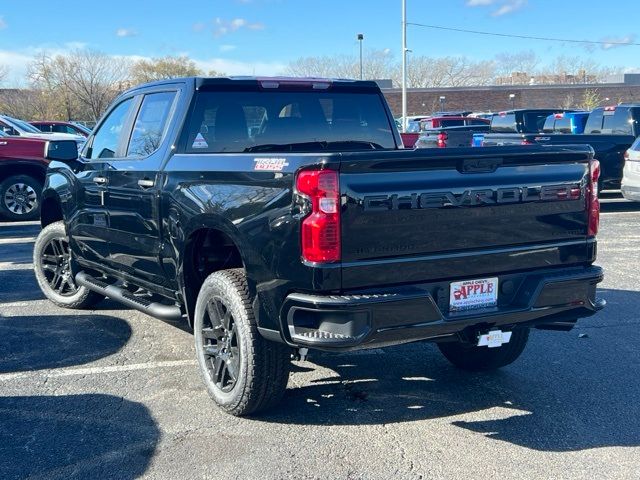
[125,76,382,94]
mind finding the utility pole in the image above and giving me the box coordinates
[357,33,364,80]
[401,0,408,132]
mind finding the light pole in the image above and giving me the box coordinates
[357,34,364,80]
[401,0,408,132]
[509,93,516,109]
[439,96,446,112]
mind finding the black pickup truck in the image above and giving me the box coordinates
[482,105,640,189]
[34,77,604,416]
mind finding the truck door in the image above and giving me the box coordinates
[67,97,136,266]
[103,89,179,287]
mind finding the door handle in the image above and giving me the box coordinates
[93,176,108,185]
[138,178,155,189]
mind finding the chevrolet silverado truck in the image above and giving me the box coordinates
[482,105,640,190]
[0,131,51,220]
[34,77,605,416]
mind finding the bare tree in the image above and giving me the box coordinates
[494,50,539,79]
[29,50,130,121]
[0,65,8,85]
[130,55,205,84]
[580,89,602,110]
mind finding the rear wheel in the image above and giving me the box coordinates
[437,328,529,371]
[33,221,103,309]
[0,174,42,221]
[194,269,290,416]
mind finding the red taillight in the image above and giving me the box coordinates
[588,159,600,237]
[437,132,448,148]
[296,169,341,263]
[521,139,534,145]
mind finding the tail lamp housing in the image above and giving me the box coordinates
[587,159,600,237]
[296,169,341,263]
[437,132,448,148]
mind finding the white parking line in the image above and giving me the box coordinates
[0,359,196,382]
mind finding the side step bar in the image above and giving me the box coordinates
[76,271,183,321]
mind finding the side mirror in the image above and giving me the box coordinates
[46,140,78,162]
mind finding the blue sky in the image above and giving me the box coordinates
[0,0,638,85]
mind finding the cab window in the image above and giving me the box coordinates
[87,98,134,159]
[127,91,176,158]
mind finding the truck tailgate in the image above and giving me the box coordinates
[339,145,594,289]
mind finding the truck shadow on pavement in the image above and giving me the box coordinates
[0,314,132,373]
[262,288,639,453]
[0,394,160,480]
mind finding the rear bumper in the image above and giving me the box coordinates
[280,265,604,351]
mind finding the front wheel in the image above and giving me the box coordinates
[33,221,104,309]
[437,328,530,371]
[194,269,290,416]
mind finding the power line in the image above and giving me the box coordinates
[406,22,640,47]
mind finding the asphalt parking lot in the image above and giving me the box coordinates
[0,194,639,480]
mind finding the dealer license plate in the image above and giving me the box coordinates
[449,277,498,312]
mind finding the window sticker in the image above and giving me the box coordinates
[192,133,209,149]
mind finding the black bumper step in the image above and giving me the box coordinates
[75,271,183,321]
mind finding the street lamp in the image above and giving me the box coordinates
[357,33,364,80]
[439,96,446,112]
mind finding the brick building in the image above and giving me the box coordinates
[382,82,640,117]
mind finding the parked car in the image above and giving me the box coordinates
[0,131,51,220]
[0,115,86,147]
[402,116,490,148]
[31,121,92,137]
[482,105,640,189]
[542,112,590,134]
[622,136,640,201]
[489,109,580,134]
[415,123,491,149]
[35,76,603,416]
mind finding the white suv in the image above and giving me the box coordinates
[622,136,640,201]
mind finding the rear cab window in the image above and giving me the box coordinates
[601,107,633,135]
[181,83,396,153]
[491,113,517,133]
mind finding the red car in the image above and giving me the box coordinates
[0,132,49,220]
[401,116,490,148]
[30,121,92,137]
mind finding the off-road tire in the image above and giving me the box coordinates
[33,221,103,309]
[194,268,290,416]
[0,174,42,221]
[438,328,530,371]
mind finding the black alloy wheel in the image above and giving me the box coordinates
[40,235,79,297]
[201,296,241,392]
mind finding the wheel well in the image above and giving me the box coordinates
[40,196,63,227]
[183,228,244,325]
[0,163,46,185]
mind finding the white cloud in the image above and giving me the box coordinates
[465,0,527,16]
[116,28,138,38]
[219,44,237,53]
[0,17,6,29]
[214,17,264,37]
[600,34,636,50]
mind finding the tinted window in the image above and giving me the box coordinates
[602,108,633,135]
[555,117,572,133]
[34,124,52,133]
[127,91,176,158]
[440,119,464,128]
[51,124,77,134]
[542,117,555,133]
[465,119,488,126]
[585,109,604,134]
[183,90,395,153]
[491,114,517,133]
[522,112,552,133]
[88,98,134,159]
